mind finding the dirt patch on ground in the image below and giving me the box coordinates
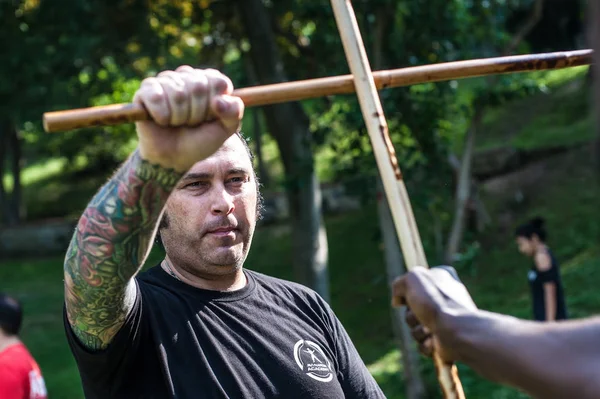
[482,144,595,198]
[480,143,597,234]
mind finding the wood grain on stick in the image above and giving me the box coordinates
[328,0,465,398]
[43,49,592,133]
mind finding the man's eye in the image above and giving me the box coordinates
[228,176,247,184]
[185,181,207,188]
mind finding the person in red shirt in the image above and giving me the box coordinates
[0,294,47,399]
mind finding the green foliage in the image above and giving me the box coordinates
[3,0,581,196]
[478,72,592,151]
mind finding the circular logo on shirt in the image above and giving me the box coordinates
[293,339,334,382]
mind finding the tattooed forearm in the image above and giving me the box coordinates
[64,149,183,350]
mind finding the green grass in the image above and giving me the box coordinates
[2,158,67,192]
[476,70,591,152]
[449,65,592,155]
[530,65,590,88]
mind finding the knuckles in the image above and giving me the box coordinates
[135,66,238,127]
[188,78,209,97]
[171,88,188,105]
[148,90,165,105]
[175,65,194,72]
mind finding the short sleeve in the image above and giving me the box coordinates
[63,280,146,398]
[536,266,558,284]
[318,299,386,398]
[0,362,26,399]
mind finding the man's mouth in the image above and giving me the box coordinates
[207,227,238,237]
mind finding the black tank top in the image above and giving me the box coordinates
[527,250,568,321]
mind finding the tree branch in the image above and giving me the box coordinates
[270,15,315,59]
[504,0,545,56]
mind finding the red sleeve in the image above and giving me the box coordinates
[0,362,27,399]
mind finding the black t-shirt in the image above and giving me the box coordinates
[64,266,385,399]
[527,251,568,321]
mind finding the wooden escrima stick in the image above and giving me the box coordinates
[43,49,592,133]
[328,0,465,398]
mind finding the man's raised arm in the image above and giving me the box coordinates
[64,66,245,350]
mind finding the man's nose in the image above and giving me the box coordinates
[210,187,235,216]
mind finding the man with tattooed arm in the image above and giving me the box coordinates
[63,67,385,399]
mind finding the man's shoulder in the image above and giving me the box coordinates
[0,343,31,371]
[136,264,162,281]
[246,269,310,290]
[246,270,325,304]
[135,264,173,291]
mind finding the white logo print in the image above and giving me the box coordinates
[293,339,334,382]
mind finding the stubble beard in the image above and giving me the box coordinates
[164,222,255,280]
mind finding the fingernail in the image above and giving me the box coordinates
[216,97,230,113]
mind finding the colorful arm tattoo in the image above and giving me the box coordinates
[64,149,183,350]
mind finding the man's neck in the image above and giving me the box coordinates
[534,243,548,255]
[161,258,247,291]
[0,335,21,354]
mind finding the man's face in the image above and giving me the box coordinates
[516,236,534,257]
[159,135,258,278]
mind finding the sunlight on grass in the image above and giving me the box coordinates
[513,113,593,149]
[2,155,90,192]
[367,349,406,399]
[533,65,589,88]
[367,348,402,377]
[561,246,600,273]
[3,158,65,191]
[476,70,590,152]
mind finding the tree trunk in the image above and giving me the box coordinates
[590,0,600,177]
[376,178,426,399]
[8,123,23,225]
[237,0,330,301]
[447,153,491,233]
[445,108,483,264]
[372,6,425,397]
[0,123,6,226]
[244,59,271,187]
[504,0,544,55]
[432,210,444,261]
[445,0,545,262]
[251,110,270,187]
[0,119,22,227]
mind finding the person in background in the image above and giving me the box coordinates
[0,293,48,399]
[515,217,568,321]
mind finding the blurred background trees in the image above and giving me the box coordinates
[1,1,597,398]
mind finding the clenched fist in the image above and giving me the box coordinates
[392,266,478,363]
[134,66,245,172]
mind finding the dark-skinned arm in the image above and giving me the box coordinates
[64,150,182,350]
[394,267,600,399]
[444,311,600,398]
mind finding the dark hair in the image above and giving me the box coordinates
[515,216,547,242]
[231,131,264,218]
[0,294,22,336]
